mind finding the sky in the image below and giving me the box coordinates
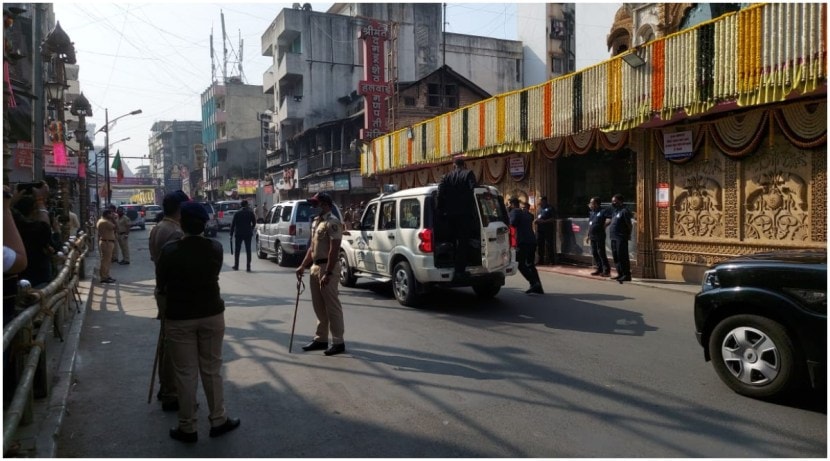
[53,2,619,172]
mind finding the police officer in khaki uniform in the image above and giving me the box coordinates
[295,192,346,356]
[115,207,131,264]
[96,209,117,283]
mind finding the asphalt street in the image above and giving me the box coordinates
[43,226,826,457]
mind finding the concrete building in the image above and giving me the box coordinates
[148,120,202,197]
[260,2,523,205]
[200,78,269,201]
[517,3,576,87]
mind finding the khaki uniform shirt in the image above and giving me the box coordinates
[310,211,342,262]
[96,217,116,241]
[116,215,131,234]
[149,217,184,264]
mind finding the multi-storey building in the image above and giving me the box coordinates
[148,120,202,197]
[200,77,269,201]
[517,3,576,86]
[260,3,523,206]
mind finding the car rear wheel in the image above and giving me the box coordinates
[276,244,289,267]
[392,261,418,306]
[708,314,802,399]
[472,283,500,299]
[339,252,357,288]
[256,238,267,259]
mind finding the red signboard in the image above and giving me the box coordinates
[358,20,390,141]
[14,141,33,168]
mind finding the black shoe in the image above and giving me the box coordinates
[161,400,179,412]
[246,267,251,272]
[301,340,328,352]
[617,275,632,284]
[324,343,346,356]
[601,272,611,277]
[209,418,240,438]
[232,266,238,270]
[101,277,116,284]
[119,260,130,265]
[528,283,544,295]
[169,428,197,443]
[590,270,602,276]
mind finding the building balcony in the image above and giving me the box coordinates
[263,68,277,95]
[276,52,303,84]
[307,149,359,174]
[277,96,303,124]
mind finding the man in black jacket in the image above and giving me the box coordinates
[437,157,478,279]
[230,200,257,272]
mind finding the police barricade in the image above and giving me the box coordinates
[2,232,89,455]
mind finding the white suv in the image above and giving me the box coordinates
[256,199,342,266]
[339,185,517,306]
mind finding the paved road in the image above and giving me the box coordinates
[52,227,826,457]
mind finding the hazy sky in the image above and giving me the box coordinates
[53,2,618,171]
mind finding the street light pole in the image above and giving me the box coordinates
[99,108,141,208]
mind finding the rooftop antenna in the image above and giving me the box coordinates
[238,29,246,83]
[210,27,216,84]
[221,10,228,83]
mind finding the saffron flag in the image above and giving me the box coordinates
[112,150,124,182]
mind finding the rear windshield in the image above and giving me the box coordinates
[476,191,508,226]
[296,202,342,223]
[220,202,241,212]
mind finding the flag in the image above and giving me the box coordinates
[112,150,124,182]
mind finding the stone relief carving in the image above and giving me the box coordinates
[673,157,724,238]
[744,147,810,241]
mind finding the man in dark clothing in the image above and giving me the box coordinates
[534,196,557,265]
[587,197,612,277]
[437,157,478,278]
[230,200,257,272]
[156,201,240,443]
[609,193,633,283]
[508,198,543,294]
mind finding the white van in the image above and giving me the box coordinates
[339,184,517,306]
[256,199,342,266]
[214,200,242,231]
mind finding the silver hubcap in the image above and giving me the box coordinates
[393,268,409,300]
[339,256,348,281]
[276,246,283,261]
[720,326,780,386]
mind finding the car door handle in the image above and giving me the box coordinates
[488,237,497,242]
[387,234,395,239]
[366,235,373,240]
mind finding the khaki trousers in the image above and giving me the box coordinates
[165,313,228,433]
[309,263,344,344]
[117,233,130,262]
[99,240,114,278]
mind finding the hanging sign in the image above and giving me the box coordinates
[508,156,525,180]
[44,153,78,177]
[657,182,670,208]
[663,131,694,160]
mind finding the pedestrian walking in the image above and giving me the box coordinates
[156,201,240,443]
[115,207,131,264]
[609,193,633,283]
[295,192,346,356]
[148,190,190,412]
[437,157,478,280]
[508,198,543,294]
[108,204,120,263]
[96,209,117,283]
[230,200,257,272]
[587,197,612,277]
[534,196,557,265]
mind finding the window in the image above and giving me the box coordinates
[426,83,458,109]
[551,57,563,74]
[444,84,458,109]
[427,83,441,107]
[404,96,416,106]
[361,203,377,230]
[550,19,565,39]
[290,35,301,54]
[400,198,421,229]
[380,201,396,230]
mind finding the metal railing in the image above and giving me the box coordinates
[3,232,89,456]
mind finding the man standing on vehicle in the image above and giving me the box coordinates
[437,157,478,280]
[296,192,346,356]
[508,198,543,294]
[230,200,257,272]
[609,193,633,283]
[115,207,131,265]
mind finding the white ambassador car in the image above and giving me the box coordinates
[338,184,517,306]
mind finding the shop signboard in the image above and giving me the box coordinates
[663,131,693,160]
[43,153,78,177]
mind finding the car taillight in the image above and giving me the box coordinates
[289,224,296,236]
[140,210,145,217]
[509,225,517,248]
[218,211,224,219]
[418,228,433,253]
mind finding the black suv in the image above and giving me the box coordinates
[694,250,826,399]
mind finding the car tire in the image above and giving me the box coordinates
[339,252,357,288]
[472,283,500,299]
[392,260,418,307]
[256,238,267,259]
[708,314,802,399]
[276,244,289,267]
